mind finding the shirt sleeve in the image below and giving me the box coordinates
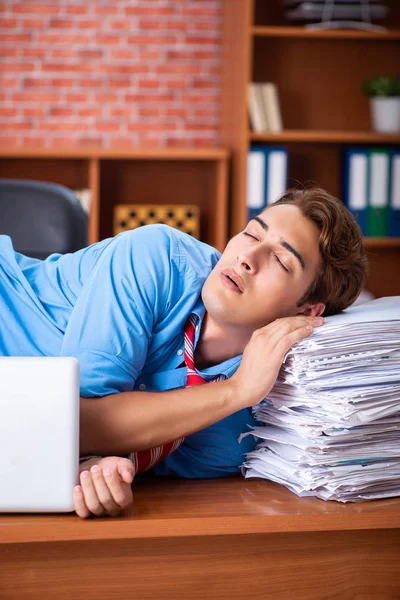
[60,225,177,397]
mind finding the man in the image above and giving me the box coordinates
[0,187,367,518]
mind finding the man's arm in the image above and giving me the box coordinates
[80,315,323,455]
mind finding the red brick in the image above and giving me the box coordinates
[79,49,104,59]
[38,33,89,44]
[22,48,46,58]
[1,33,32,43]
[165,80,187,89]
[51,78,74,87]
[23,107,46,117]
[100,64,149,74]
[167,50,193,60]
[125,7,175,16]
[139,20,163,30]
[78,108,103,117]
[194,21,221,32]
[125,93,174,103]
[109,50,136,60]
[95,123,121,132]
[194,109,219,117]
[194,51,218,60]
[0,18,17,28]
[51,49,77,59]
[73,137,104,148]
[0,48,18,57]
[23,78,50,88]
[156,65,202,75]
[94,6,118,16]
[108,79,133,89]
[49,19,74,28]
[66,93,89,102]
[166,137,192,148]
[109,108,132,117]
[0,136,19,147]
[184,123,219,131]
[127,122,176,132]
[12,3,60,15]
[0,78,18,87]
[138,50,161,60]
[166,108,189,118]
[108,137,135,148]
[23,136,47,148]
[127,35,177,45]
[41,63,94,73]
[2,63,35,72]
[95,94,119,103]
[49,107,74,117]
[184,35,220,45]
[0,122,32,131]
[66,5,89,15]
[139,108,161,117]
[0,108,18,117]
[22,19,46,28]
[109,19,136,30]
[138,80,160,89]
[95,34,121,45]
[181,7,221,18]
[80,79,104,89]
[13,92,61,103]
[78,20,103,29]
[166,21,189,31]
[41,122,88,131]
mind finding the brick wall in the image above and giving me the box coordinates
[0,0,222,149]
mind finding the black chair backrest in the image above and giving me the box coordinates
[0,179,88,260]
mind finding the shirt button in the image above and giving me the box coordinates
[177,349,183,356]
[139,383,146,391]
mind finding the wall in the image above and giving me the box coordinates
[0,0,222,148]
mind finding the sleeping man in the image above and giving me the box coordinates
[0,186,367,517]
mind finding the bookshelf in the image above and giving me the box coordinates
[222,0,400,298]
[0,148,229,252]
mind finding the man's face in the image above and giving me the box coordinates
[202,204,322,334]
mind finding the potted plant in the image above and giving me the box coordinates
[363,75,400,133]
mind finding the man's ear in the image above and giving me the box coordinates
[296,302,325,317]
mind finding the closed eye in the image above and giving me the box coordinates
[275,255,289,272]
[243,231,258,241]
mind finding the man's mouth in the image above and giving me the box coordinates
[221,270,244,293]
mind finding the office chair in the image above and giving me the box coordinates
[0,179,88,260]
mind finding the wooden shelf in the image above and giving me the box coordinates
[363,237,400,248]
[252,26,400,40]
[249,130,400,144]
[0,148,228,161]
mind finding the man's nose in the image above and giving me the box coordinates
[237,248,259,273]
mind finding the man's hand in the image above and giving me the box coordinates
[73,456,135,519]
[230,315,324,407]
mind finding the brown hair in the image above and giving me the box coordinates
[270,186,368,316]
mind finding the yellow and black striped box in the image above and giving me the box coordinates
[114,204,200,239]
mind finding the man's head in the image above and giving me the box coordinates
[202,186,367,340]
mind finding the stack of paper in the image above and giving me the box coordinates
[241,297,400,502]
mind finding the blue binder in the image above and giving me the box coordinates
[342,147,368,235]
[388,149,400,237]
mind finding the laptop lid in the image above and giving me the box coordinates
[0,357,79,513]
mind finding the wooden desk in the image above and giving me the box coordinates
[1,477,400,599]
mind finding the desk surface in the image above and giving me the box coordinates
[1,477,400,545]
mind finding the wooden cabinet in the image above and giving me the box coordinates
[222,0,400,297]
[0,148,229,252]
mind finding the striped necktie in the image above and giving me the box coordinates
[129,314,225,474]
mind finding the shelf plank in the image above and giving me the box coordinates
[0,148,229,161]
[363,237,400,248]
[252,26,400,40]
[249,130,400,143]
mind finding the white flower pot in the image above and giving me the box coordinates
[370,97,400,133]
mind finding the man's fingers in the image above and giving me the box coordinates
[89,465,123,516]
[79,470,105,517]
[276,324,315,358]
[116,458,135,484]
[73,485,91,519]
[104,467,133,508]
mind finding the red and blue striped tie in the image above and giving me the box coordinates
[129,314,225,474]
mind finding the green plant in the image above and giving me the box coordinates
[363,75,400,97]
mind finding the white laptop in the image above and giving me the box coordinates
[0,357,79,513]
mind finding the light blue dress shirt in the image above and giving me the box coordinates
[0,225,257,477]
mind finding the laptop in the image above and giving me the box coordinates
[0,357,79,513]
